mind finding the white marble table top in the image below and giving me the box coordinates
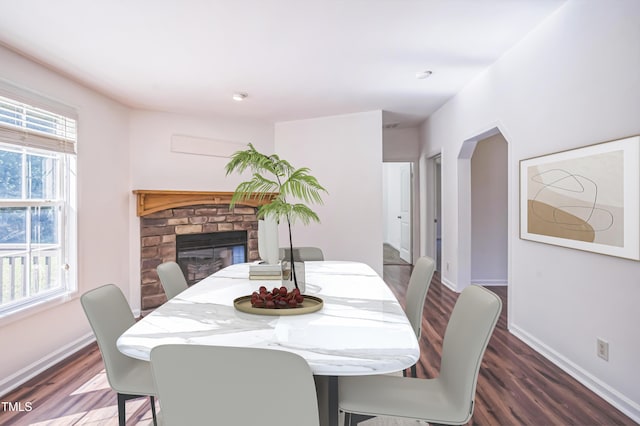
[117,261,419,376]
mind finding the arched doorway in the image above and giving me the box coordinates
[457,127,510,291]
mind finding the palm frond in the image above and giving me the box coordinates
[272,157,295,177]
[226,143,279,177]
[287,203,321,225]
[227,144,326,247]
[229,174,279,208]
[280,167,327,204]
[258,199,321,225]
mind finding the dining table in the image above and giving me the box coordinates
[117,260,419,426]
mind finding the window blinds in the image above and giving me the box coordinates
[0,94,77,154]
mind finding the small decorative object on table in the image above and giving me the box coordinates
[281,260,305,293]
[234,285,323,316]
[252,285,303,308]
[249,263,282,280]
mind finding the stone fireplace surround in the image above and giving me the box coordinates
[135,190,274,311]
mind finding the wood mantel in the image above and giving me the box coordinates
[133,190,275,216]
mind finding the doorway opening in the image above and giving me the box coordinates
[424,154,442,272]
[457,127,509,292]
[383,162,412,265]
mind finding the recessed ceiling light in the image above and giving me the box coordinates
[415,70,433,80]
[232,92,248,101]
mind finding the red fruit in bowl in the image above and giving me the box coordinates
[265,300,275,309]
[288,299,298,307]
[253,300,265,308]
[295,295,304,303]
[272,287,280,295]
[279,286,288,296]
[259,286,267,293]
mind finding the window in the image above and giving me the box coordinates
[0,92,77,317]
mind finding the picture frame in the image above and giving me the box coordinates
[520,135,640,260]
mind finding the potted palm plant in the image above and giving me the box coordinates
[225,143,327,290]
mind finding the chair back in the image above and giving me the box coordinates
[80,284,140,393]
[157,261,188,300]
[404,256,435,338]
[151,345,320,426]
[438,285,502,423]
[280,246,324,261]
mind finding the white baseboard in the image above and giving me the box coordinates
[440,276,458,292]
[510,324,640,424]
[471,279,508,286]
[0,332,95,398]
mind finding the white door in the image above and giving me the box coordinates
[399,164,412,263]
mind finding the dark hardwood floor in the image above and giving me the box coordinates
[384,265,634,426]
[1,265,634,425]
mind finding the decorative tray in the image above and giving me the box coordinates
[233,295,323,316]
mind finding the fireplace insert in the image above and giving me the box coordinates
[176,231,247,286]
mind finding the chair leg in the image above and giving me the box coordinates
[118,393,156,426]
[150,396,158,426]
[117,393,126,426]
[403,363,417,377]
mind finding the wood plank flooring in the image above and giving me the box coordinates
[383,265,633,426]
[0,343,155,425]
[1,264,635,425]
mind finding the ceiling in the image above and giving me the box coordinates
[0,0,565,127]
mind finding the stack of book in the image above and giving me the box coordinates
[249,263,282,280]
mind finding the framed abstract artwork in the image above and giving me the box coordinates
[520,135,640,260]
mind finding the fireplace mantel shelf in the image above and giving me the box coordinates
[133,190,275,216]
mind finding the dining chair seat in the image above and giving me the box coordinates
[80,284,157,426]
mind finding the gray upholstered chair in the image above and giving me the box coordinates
[403,256,436,377]
[80,284,157,426]
[157,261,188,300]
[338,285,502,426]
[279,246,325,261]
[150,345,320,426]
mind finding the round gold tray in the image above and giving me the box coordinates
[233,295,323,316]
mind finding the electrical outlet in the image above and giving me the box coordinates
[597,338,609,361]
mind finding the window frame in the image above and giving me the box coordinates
[0,86,77,321]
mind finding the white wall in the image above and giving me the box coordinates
[127,110,274,311]
[0,45,131,395]
[471,133,507,284]
[383,127,419,162]
[275,111,384,274]
[129,111,274,191]
[419,0,640,420]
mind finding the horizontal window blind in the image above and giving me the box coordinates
[0,95,77,154]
